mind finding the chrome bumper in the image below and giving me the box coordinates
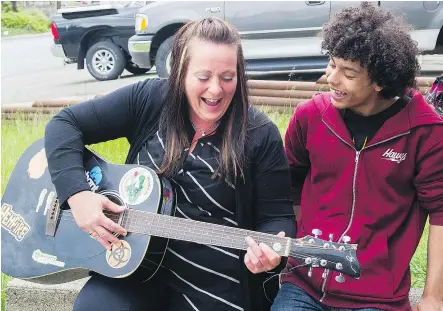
[51,44,66,58]
[128,37,153,69]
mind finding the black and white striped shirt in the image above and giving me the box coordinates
[137,129,244,311]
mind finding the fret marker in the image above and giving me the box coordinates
[272,243,282,252]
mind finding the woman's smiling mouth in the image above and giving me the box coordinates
[201,97,222,106]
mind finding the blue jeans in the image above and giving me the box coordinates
[271,283,383,311]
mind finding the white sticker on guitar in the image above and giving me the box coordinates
[32,249,65,267]
[36,189,48,213]
[119,168,154,205]
[1,203,30,241]
[28,148,48,179]
[106,240,131,269]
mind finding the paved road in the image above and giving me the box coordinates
[1,33,156,105]
[2,33,443,105]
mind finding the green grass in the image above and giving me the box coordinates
[1,8,51,36]
[0,111,428,308]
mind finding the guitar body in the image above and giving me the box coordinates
[1,138,175,284]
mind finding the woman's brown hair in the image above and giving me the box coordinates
[158,17,249,183]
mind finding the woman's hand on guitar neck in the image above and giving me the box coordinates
[67,191,128,250]
[244,232,285,274]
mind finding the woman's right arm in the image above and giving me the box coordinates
[44,78,163,249]
[45,79,159,205]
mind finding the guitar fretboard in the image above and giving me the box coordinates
[118,209,291,256]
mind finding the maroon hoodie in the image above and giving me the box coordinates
[283,90,443,311]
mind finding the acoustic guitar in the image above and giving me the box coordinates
[1,138,361,286]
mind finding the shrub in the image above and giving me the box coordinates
[1,9,50,33]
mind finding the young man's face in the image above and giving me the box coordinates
[326,57,382,115]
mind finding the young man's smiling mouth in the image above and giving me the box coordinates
[330,87,348,99]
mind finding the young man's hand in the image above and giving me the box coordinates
[412,296,443,311]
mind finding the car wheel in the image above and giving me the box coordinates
[86,40,126,81]
[125,61,150,75]
[155,36,174,78]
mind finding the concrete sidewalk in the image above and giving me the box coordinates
[5,277,424,311]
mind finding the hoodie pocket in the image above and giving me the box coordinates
[328,227,393,299]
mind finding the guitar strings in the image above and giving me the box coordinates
[58,210,345,252]
[54,211,347,270]
[57,210,351,256]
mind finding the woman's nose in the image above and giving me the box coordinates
[207,78,223,96]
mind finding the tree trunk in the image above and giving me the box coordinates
[11,1,17,12]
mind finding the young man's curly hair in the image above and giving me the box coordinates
[321,2,420,99]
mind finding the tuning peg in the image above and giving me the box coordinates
[335,263,343,270]
[312,228,322,238]
[342,236,351,244]
[335,273,345,283]
[320,259,327,267]
[308,267,313,277]
[329,233,334,242]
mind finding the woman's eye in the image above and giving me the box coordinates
[198,76,209,81]
[222,76,234,81]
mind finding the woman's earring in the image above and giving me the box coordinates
[375,86,382,92]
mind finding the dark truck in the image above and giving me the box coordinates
[50,1,152,81]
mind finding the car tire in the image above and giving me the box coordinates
[125,61,150,75]
[155,36,174,78]
[86,40,126,81]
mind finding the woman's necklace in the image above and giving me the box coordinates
[190,120,220,137]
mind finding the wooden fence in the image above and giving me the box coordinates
[1,76,436,119]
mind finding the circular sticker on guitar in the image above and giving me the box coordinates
[106,240,131,269]
[119,167,154,205]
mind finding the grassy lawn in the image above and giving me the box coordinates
[1,110,428,308]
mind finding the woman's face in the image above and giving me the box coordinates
[184,38,238,127]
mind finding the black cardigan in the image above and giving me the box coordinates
[44,78,296,311]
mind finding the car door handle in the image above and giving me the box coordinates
[205,7,221,13]
[306,1,325,5]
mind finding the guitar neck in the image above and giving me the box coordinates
[120,209,291,257]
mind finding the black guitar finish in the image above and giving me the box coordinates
[1,138,174,283]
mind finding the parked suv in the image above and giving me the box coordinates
[128,1,443,78]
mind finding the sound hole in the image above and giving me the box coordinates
[100,191,127,236]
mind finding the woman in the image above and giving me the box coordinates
[45,18,296,311]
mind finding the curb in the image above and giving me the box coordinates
[1,32,51,41]
[1,94,99,110]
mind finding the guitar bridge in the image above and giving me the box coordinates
[45,197,60,237]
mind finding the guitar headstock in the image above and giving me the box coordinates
[290,230,361,281]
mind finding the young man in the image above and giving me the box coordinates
[273,3,443,311]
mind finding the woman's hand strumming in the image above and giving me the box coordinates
[67,191,128,250]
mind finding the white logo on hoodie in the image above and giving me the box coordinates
[381,149,407,163]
